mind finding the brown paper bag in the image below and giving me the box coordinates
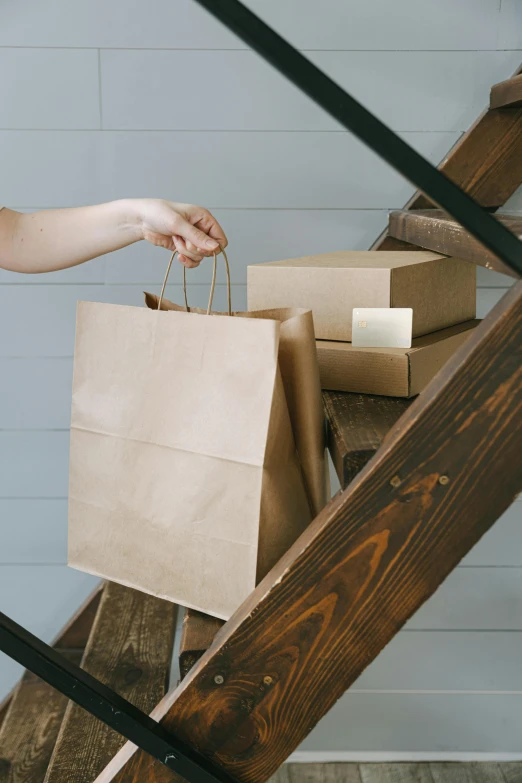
[68,251,327,619]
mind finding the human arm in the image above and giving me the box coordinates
[0,199,227,273]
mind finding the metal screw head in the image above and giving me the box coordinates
[390,475,401,488]
[214,674,224,685]
[439,475,450,486]
[263,675,273,686]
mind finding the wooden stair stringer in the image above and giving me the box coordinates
[372,62,522,251]
[95,282,522,783]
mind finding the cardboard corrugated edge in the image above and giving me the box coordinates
[317,320,480,398]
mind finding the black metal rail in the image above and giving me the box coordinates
[193,0,522,278]
[0,4,521,783]
[0,611,236,783]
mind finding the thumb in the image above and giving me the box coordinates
[175,217,219,252]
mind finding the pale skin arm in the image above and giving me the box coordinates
[0,199,227,273]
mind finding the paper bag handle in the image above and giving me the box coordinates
[158,245,232,316]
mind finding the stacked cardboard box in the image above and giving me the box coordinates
[248,251,478,398]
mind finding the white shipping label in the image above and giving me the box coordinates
[352,307,413,348]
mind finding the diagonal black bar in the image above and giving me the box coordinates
[0,611,237,783]
[192,0,522,278]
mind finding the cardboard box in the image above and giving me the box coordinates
[317,320,479,397]
[248,251,476,341]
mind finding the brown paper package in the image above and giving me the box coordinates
[248,251,476,341]
[68,294,327,620]
[317,320,480,397]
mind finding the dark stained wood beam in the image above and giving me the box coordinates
[388,210,521,279]
[372,64,522,251]
[178,394,414,681]
[98,282,522,783]
[324,392,412,490]
[179,610,224,681]
[45,582,177,783]
[491,74,522,110]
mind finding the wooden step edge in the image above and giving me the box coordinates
[179,609,224,680]
[323,391,412,490]
[0,587,101,783]
[0,583,104,731]
[0,656,84,783]
[44,582,177,783]
[388,209,521,279]
[491,74,522,110]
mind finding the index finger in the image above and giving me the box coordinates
[196,212,228,249]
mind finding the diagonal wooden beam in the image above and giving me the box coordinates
[372,63,522,251]
[98,282,522,783]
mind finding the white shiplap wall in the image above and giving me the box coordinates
[0,0,521,757]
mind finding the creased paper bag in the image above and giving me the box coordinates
[68,267,327,620]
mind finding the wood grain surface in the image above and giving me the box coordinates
[179,610,224,681]
[0,658,80,783]
[98,284,522,783]
[0,584,103,732]
[490,74,522,110]
[324,392,412,489]
[372,63,522,250]
[388,210,521,278]
[45,582,176,783]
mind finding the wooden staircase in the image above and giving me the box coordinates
[0,65,521,783]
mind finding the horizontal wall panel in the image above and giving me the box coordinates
[355,631,522,692]
[105,209,388,284]
[0,565,100,697]
[0,132,101,208]
[0,285,106,357]
[0,49,99,130]
[408,567,522,631]
[0,499,67,564]
[101,50,519,133]
[498,0,522,49]
[247,0,503,52]
[300,693,522,752]
[462,501,522,566]
[476,267,516,288]
[502,184,522,213]
[477,288,508,318]
[0,284,247,357]
[98,131,457,209]
[0,358,73,428]
[0,130,458,209]
[0,432,69,497]
[0,0,502,50]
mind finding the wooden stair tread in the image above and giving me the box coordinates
[0,586,103,783]
[179,609,224,680]
[388,210,522,279]
[44,582,177,783]
[491,74,522,110]
[372,63,522,251]
[0,586,103,733]
[0,667,78,783]
[324,391,412,490]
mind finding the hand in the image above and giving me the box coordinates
[135,199,227,268]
